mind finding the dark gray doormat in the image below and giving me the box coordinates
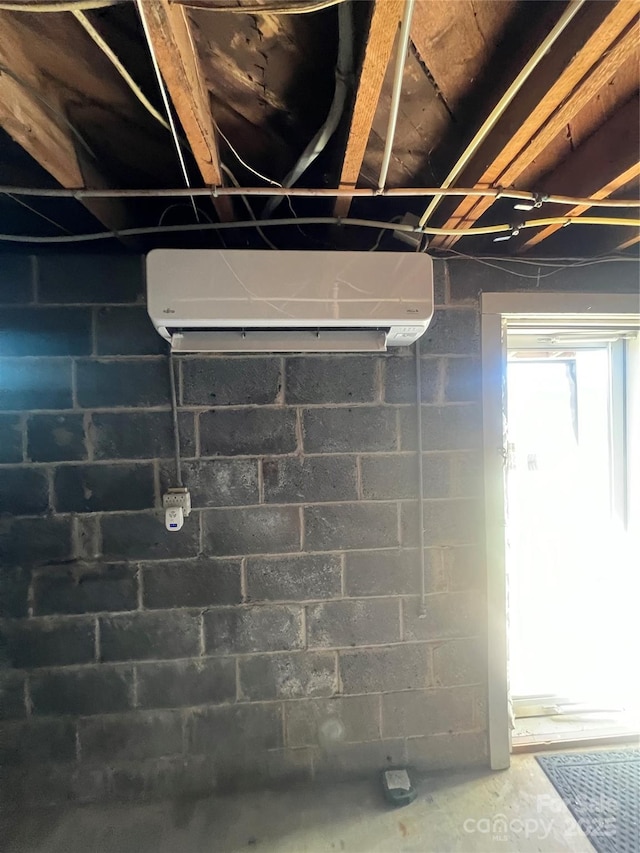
[536,749,640,853]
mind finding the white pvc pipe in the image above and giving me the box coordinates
[377,0,416,192]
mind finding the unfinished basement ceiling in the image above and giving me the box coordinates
[0,0,638,256]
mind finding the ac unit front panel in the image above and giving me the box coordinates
[147,249,433,352]
[147,250,433,326]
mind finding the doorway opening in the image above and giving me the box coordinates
[481,293,640,770]
[505,335,639,748]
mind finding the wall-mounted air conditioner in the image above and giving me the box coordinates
[146,249,433,352]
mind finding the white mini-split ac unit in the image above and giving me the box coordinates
[146,249,434,352]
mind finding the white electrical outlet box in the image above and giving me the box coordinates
[163,487,191,531]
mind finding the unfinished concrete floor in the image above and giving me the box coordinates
[6,754,596,853]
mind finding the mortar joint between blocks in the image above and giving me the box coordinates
[132,665,139,708]
[257,458,264,504]
[71,359,81,411]
[240,557,248,603]
[94,617,101,662]
[84,412,94,462]
[152,460,161,510]
[136,564,144,610]
[26,570,36,619]
[375,359,384,403]
[24,677,33,716]
[294,408,303,456]
[198,610,206,656]
[436,358,447,405]
[426,643,434,689]
[355,456,363,500]
[90,307,98,357]
[180,709,190,755]
[93,515,103,561]
[197,509,204,557]
[277,357,285,405]
[193,411,201,458]
[71,515,80,562]
[20,413,28,462]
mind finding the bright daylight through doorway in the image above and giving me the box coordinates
[506,333,640,746]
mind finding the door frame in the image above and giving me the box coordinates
[481,291,640,771]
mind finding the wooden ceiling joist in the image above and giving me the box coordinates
[522,168,640,251]
[430,0,640,250]
[616,233,640,250]
[333,0,402,219]
[0,9,132,232]
[520,95,640,250]
[138,0,233,221]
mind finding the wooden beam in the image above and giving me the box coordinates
[138,0,233,221]
[616,233,640,250]
[0,9,131,232]
[333,0,402,219]
[524,163,640,250]
[431,0,640,249]
[520,96,640,250]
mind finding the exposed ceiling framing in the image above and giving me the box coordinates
[333,0,401,219]
[0,7,133,231]
[0,0,637,257]
[520,96,640,251]
[430,0,640,250]
[136,0,233,221]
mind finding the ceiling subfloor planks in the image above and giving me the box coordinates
[409,0,515,117]
[429,0,640,250]
[0,8,133,231]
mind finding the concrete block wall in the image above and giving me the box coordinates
[0,254,488,805]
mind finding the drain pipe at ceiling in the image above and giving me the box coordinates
[417,0,587,228]
[378,0,415,192]
[263,0,354,217]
